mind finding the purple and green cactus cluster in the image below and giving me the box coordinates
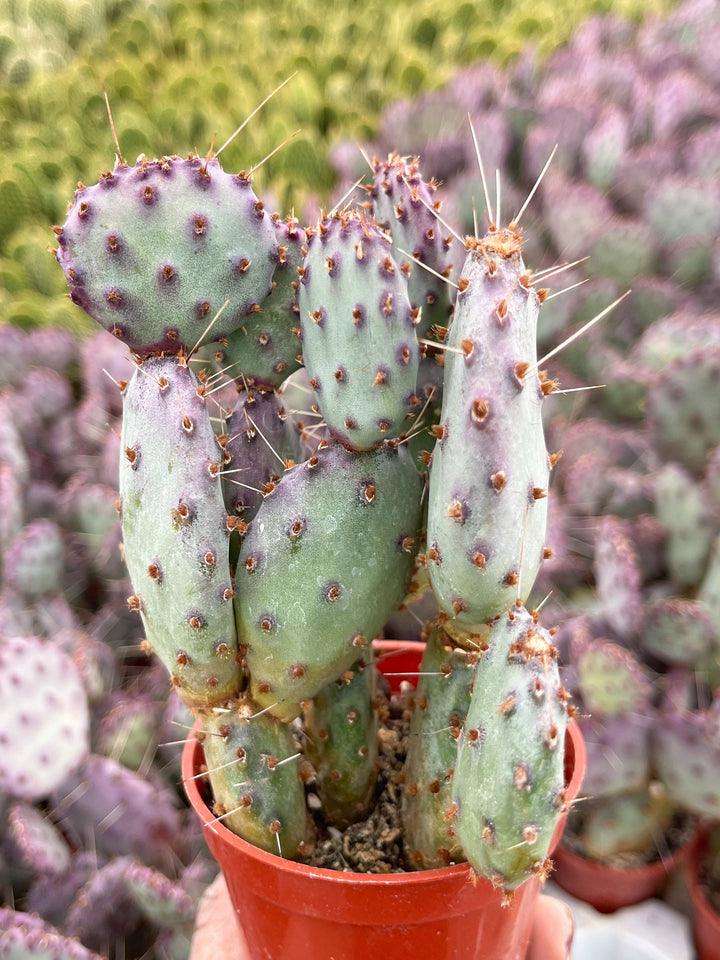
[7,0,720,950]
[46,96,578,899]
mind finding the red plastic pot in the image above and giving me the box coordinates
[684,830,720,960]
[183,640,585,960]
[552,823,697,914]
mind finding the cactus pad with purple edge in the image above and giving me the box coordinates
[55,156,277,356]
[426,227,550,631]
[122,859,196,927]
[4,800,72,876]
[63,858,142,953]
[370,153,455,343]
[119,355,242,707]
[0,907,104,960]
[370,153,454,420]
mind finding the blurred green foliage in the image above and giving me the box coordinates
[1,0,674,332]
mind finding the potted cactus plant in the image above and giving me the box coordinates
[51,134,585,960]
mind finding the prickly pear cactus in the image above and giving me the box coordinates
[303,656,379,827]
[426,227,552,633]
[44,71,584,897]
[234,439,423,718]
[369,153,455,344]
[55,156,278,356]
[220,386,302,522]
[574,787,675,861]
[119,355,242,707]
[201,701,311,859]
[452,605,570,892]
[298,209,421,451]
[0,907,104,960]
[214,214,306,389]
[402,623,475,869]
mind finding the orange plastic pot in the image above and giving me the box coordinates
[183,640,585,960]
[553,824,697,914]
[684,830,720,960]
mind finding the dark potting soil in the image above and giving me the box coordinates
[303,681,413,874]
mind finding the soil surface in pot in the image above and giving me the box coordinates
[303,676,419,874]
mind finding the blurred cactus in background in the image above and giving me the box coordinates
[1,0,672,337]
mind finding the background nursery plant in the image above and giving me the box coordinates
[50,108,584,900]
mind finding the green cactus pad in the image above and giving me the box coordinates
[3,518,65,598]
[402,623,475,869]
[426,228,549,630]
[303,656,378,827]
[201,701,311,859]
[655,462,716,587]
[122,860,195,927]
[119,355,242,707]
[647,345,720,475]
[213,214,305,389]
[235,439,423,719]
[370,153,454,438]
[452,605,569,892]
[654,697,720,821]
[56,156,277,356]
[298,209,420,450]
[642,597,715,665]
